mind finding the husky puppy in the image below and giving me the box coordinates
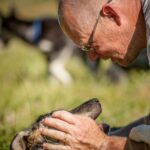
[10,98,102,150]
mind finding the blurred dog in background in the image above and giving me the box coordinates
[0,9,100,84]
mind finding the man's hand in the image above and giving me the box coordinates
[40,110,108,150]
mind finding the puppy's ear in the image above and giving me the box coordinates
[70,98,102,120]
[10,131,29,150]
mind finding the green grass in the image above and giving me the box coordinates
[0,39,149,149]
[0,0,58,18]
[0,1,150,148]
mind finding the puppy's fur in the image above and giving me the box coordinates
[10,98,102,150]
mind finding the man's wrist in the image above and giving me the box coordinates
[97,134,110,150]
[98,136,127,150]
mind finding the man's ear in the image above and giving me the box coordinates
[101,4,121,26]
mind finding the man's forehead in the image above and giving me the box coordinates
[58,0,107,46]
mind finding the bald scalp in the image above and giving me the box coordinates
[58,0,104,43]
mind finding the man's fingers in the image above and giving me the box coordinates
[42,117,73,133]
[40,128,71,143]
[52,110,77,124]
[43,143,71,150]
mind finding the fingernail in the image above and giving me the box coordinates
[39,128,43,132]
[41,119,45,123]
[42,118,48,124]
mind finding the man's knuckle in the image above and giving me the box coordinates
[75,131,85,142]
[52,121,60,128]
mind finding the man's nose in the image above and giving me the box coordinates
[87,51,99,61]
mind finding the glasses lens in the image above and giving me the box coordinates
[81,45,96,52]
[81,46,88,51]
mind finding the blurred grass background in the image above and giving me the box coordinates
[0,0,58,18]
[0,0,150,149]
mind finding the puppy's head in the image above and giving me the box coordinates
[10,98,102,150]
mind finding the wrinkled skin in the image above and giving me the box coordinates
[41,111,108,150]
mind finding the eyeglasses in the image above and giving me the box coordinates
[81,0,112,52]
[81,7,101,52]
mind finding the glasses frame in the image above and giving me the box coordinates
[81,0,112,52]
[81,8,101,52]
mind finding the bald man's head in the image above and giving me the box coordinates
[58,0,104,45]
[58,0,146,67]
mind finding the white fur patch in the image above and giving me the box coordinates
[48,45,74,84]
[38,39,53,52]
[49,61,72,84]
